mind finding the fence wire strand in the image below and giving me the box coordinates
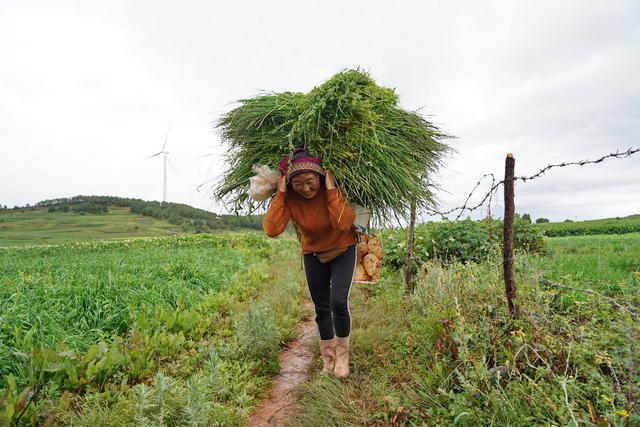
[427,147,640,219]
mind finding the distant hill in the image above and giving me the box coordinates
[534,214,640,237]
[0,195,265,246]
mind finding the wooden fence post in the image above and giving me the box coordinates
[503,153,519,319]
[404,199,417,289]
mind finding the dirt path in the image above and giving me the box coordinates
[249,300,317,427]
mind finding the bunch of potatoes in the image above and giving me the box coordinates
[355,234,383,282]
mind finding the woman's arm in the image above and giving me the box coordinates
[324,171,356,231]
[263,177,290,237]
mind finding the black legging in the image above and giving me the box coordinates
[303,244,357,340]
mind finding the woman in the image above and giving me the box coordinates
[263,146,357,378]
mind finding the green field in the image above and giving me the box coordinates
[0,207,186,246]
[528,233,640,294]
[535,214,640,237]
[0,233,306,425]
[1,235,258,357]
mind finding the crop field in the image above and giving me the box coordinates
[529,233,640,294]
[0,233,307,425]
[2,235,260,356]
[535,214,640,237]
[0,207,186,246]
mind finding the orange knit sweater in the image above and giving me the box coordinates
[263,187,356,254]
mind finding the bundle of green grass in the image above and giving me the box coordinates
[214,69,451,222]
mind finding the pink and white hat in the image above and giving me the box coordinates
[278,146,325,182]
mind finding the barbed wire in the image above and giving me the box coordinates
[426,147,640,220]
[451,173,496,221]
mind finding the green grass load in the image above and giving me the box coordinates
[214,69,451,222]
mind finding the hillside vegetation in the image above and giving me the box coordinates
[0,207,183,246]
[0,196,265,246]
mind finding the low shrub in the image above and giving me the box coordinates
[430,219,497,263]
[381,217,546,269]
[234,304,282,361]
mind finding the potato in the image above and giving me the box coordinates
[357,240,369,256]
[354,263,369,282]
[363,253,379,277]
[368,241,383,259]
[365,235,383,259]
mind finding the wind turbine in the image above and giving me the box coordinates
[142,122,176,203]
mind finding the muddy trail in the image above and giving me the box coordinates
[249,300,317,426]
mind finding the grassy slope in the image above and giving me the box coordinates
[290,234,640,426]
[0,207,186,246]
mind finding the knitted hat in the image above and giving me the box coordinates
[278,145,325,182]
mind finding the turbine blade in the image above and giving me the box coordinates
[142,151,163,160]
[167,156,177,173]
[162,120,172,151]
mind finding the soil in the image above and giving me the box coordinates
[249,300,317,426]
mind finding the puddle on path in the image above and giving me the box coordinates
[249,300,317,426]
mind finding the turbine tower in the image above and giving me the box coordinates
[143,122,175,203]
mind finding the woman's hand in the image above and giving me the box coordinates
[277,175,287,193]
[324,170,336,190]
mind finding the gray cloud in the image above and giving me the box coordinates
[1,0,638,222]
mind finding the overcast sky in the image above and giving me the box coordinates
[1,0,638,222]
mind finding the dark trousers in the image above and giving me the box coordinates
[303,245,357,340]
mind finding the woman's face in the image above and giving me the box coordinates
[291,172,321,199]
